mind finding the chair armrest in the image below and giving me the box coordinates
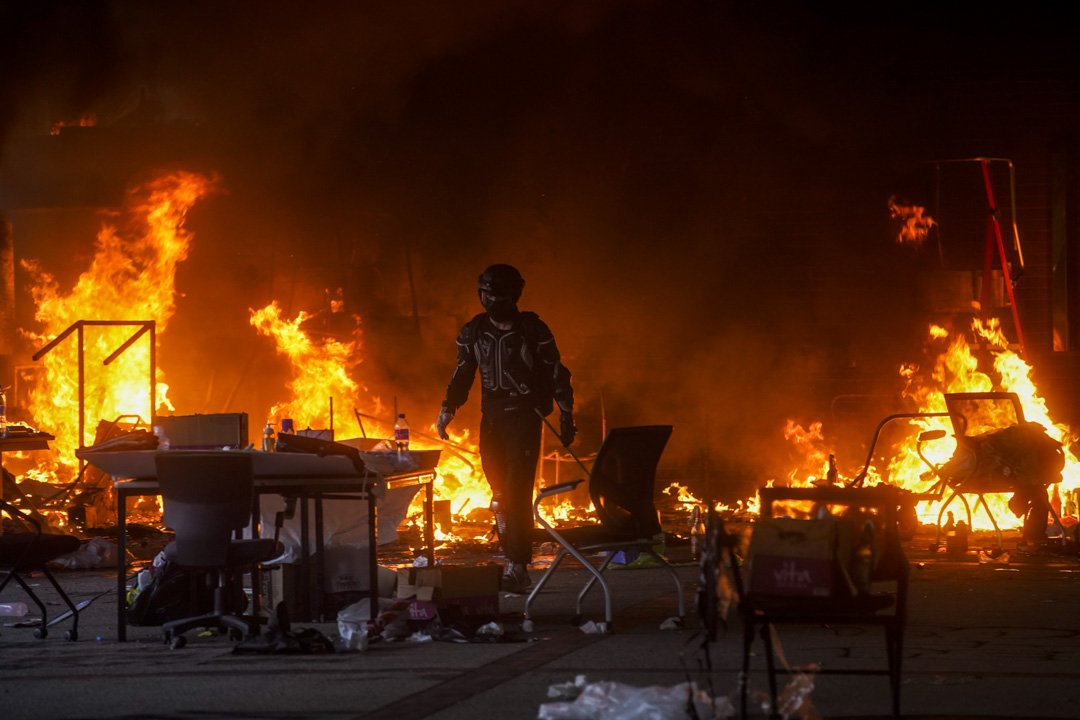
[536,478,586,500]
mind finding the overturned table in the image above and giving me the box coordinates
[78,448,438,641]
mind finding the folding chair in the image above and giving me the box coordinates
[929,392,1065,548]
[0,499,82,640]
[728,485,908,720]
[525,425,685,632]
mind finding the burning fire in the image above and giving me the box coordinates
[249,297,365,430]
[775,319,1079,532]
[889,320,1078,527]
[888,195,936,246]
[50,113,98,135]
[21,171,215,484]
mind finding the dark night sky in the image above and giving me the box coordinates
[0,1,1075,498]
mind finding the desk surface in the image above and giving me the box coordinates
[0,431,55,453]
[79,447,441,481]
[80,448,362,480]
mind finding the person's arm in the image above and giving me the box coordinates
[535,319,576,444]
[438,321,478,438]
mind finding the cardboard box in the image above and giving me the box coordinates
[260,559,397,620]
[396,564,501,621]
[322,547,397,596]
[156,413,248,450]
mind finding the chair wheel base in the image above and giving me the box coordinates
[64,629,78,641]
[170,635,187,649]
[33,627,47,639]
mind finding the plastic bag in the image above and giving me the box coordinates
[537,679,727,719]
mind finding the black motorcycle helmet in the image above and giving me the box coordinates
[478,264,524,322]
[478,264,525,300]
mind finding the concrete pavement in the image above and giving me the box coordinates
[2,527,1079,719]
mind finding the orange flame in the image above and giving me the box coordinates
[21,171,214,478]
[249,297,364,430]
[888,195,936,246]
[774,319,1078,532]
[50,113,98,135]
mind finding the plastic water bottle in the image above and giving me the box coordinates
[689,506,705,561]
[262,422,275,452]
[0,601,28,616]
[394,413,410,455]
[0,387,7,438]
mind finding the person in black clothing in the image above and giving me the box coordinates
[436,264,576,593]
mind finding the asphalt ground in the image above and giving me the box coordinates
[1,526,1079,720]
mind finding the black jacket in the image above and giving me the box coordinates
[442,311,573,417]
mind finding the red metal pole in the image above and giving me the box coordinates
[980,159,1027,357]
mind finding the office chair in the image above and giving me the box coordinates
[525,425,685,632]
[155,452,281,648]
[0,499,82,640]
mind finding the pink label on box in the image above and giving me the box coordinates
[751,555,833,597]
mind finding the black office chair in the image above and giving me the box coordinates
[721,485,908,720]
[525,425,684,632]
[0,499,82,640]
[155,452,281,648]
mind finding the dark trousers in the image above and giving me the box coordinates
[480,409,542,564]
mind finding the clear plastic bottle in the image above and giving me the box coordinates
[689,505,705,561]
[262,422,276,452]
[0,601,28,616]
[0,386,7,438]
[394,413,410,455]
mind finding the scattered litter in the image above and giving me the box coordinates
[406,631,434,643]
[234,603,334,654]
[547,675,587,701]
[476,621,504,638]
[47,598,99,628]
[51,537,117,570]
[979,550,1010,565]
[994,568,1020,572]
[412,555,430,568]
[538,677,731,719]
[659,616,682,631]
[336,597,411,650]
[579,620,608,635]
[773,666,819,720]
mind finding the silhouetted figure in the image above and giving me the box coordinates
[436,264,575,593]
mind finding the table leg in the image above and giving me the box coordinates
[424,480,435,566]
[299,494,310,621]
[117,487,128,642]
[368,492,378,621]
[315,497,325,621]
[251,493,262,619]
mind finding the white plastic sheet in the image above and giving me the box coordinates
[538,678,732,720]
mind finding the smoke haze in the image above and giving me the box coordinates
[1,1,1075,501]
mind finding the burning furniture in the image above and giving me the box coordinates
[525,425,684,632]
[0,499,82,640]
[927,392,1065,548]
[724,485,908,720]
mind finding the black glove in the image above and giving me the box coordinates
[436,408,454,440]
[559,412,577,446]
